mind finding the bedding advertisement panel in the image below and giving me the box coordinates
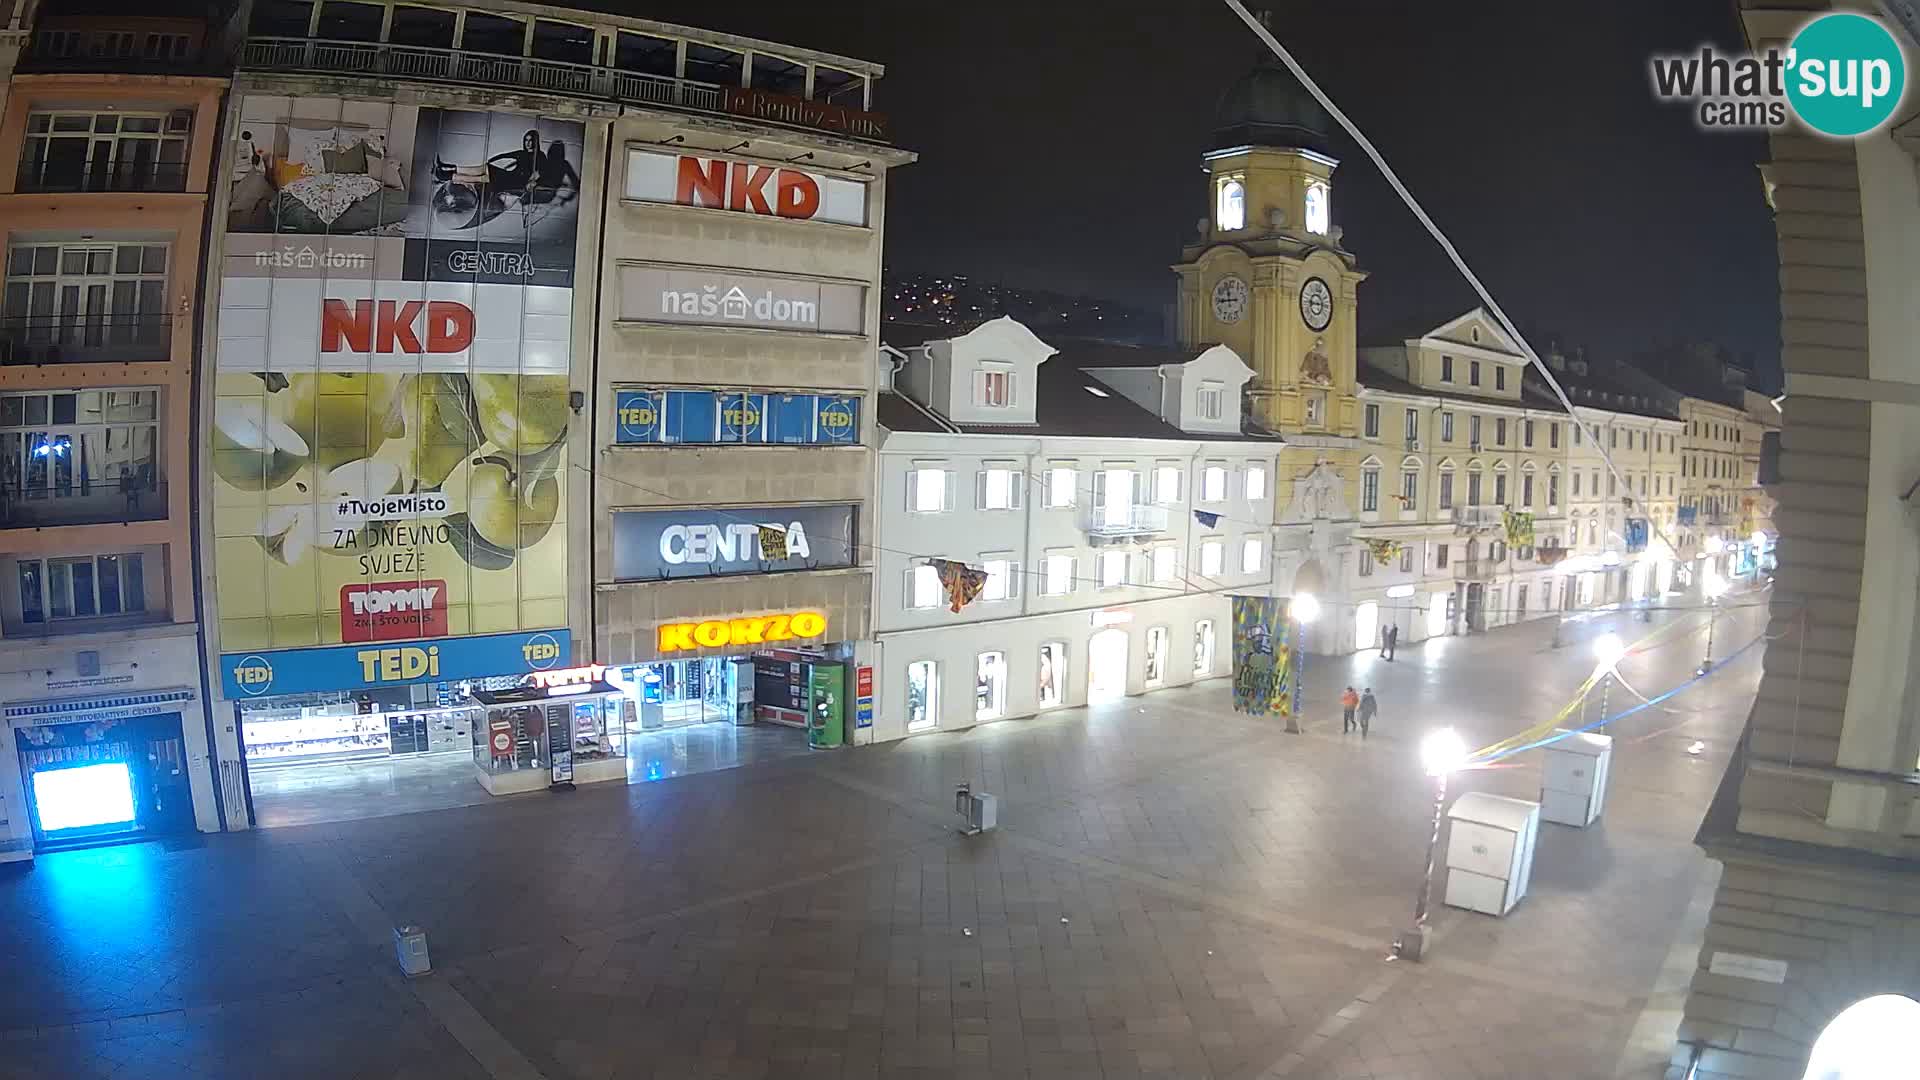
[213,95,584,655]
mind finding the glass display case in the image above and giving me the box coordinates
[469,683,626,794]
[241,700,476,768]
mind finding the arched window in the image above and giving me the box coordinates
[1218,178,1245,231]
[1304,181,1329,234]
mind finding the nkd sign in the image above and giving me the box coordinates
[625,149,870,227]
[611,503,857,581]
[619,265,865,335]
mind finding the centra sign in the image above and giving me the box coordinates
[657,611,827,653]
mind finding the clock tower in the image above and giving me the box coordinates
[1173,56,1367,437]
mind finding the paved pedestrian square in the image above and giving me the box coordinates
[0,601,1768,1079]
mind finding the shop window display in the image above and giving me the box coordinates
[470,682,625,795]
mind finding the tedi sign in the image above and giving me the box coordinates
[611,504,857,581]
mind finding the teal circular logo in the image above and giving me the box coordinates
[1787,13,1906,137]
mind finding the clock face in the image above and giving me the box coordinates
[1211,276,1249,324]
[1299,277,1333,332]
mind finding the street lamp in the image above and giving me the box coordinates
[1287,593,1319,735]
[1396,727,1468,962]
[1592,632,1625,727]
[1698,572,1727,675]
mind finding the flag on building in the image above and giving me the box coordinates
[758,525,788,561]
[1194,510,1221,528]
[931,559,988,613]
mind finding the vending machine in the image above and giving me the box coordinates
[807,662,845,750]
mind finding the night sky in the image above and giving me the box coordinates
[628,0,1781,389]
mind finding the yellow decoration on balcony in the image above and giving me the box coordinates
[1362,538,1405,566]
[1502,510,1535,549]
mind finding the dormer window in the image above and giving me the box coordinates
[1217,178,1246,231]
[976,364,1013,408]
[1196,380,1226,421]
[1304,181,1329,235]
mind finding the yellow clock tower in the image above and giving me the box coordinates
[1172,57,1368,437]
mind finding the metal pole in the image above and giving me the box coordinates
[1699,599,1718,675]
[1411,770,1448,932]
[1285,616,1303,734]
[1598,670,1612,727]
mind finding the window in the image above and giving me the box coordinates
[908,565,941,610]
[1573,472,1582,496]
[1145,625,1170,686]
[906,660,938,732]
[1046,466,1076,508]
[1245,465,1268,501]
[0,389,160,505]
[1573,424,1583,446]
[750,52,808,95]
[1523,419,1534,448]
[6,243,170,353]
[976,651,1006,720]
[1217,178,1246,231]
[1610,428,1618,449]
[1357,550,1373,577]
[1469,360,1482,387]
[1435,544,1450,568]
[1638,474,1647,495]
[1304,181,1330,234]
[1491,540,1507,562]
[1441,355,1454,382]
[392,6,458,48]
[977,466,1022,510]
[1241,537,1263,574]
[1099,550,1128,589]
[614,30,677,75]
[1495,418,1507,446]
[1607,473,1616,496]
[1400,469,1418,510]
[1522,474,1534,507]
[1548,473,1560,507]
[22,111,191,193]
[1200,540,1224,576]
[1405,408,1419,443]
[1041,553,1074,596]
[461,11,528,55]
[976,366,1013,408]
[1361,468,1379,512]
[18,552,144,622]
[1193,621,1215,677]
[909,467,950,512]
[530,19,593,65]
[1364,403,1380,438]
[1549,423,1560,449]
[1197,381,1225,421]
[813,66,866,106]
[684,42,746,85]
[1038,642,1066,707]
[1201,465,1227,502]
[1469,415,1482,447]
[1398,548,1414,573]
[1154,464,1181,504]
[1441,412,1455,442]
[1495,367,1507,391]
[1303,390,1327,427]
[1494,473,1507,505]
[1468,470,1483,506]
[1438,471,1454,510]
[981,556,1018,602]
[1151,545,1177,584]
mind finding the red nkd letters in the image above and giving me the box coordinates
[322,299,475,354]
[675,156,822,220]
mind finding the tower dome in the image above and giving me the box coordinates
[1212,58,1333,154]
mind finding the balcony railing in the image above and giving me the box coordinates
[1451,504,1505,530]
[1453,558,1499,582]
[0,315,172,366]
[16,158,191,195]
[1081,504,1171,539]
[1,480,167,529]
[240,37,873,141]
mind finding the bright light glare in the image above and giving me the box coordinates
[1420,728,1468,777]
[1705,536,1726,555]
[1803,994,1920,1080]
[33,761,135,833]
[1593,632,1627,667]
[1291,593,1320,624]
[1704,573,1728,600]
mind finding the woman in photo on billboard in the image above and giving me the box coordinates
[430,129,578,230]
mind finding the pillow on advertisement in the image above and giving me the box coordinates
[322,142,369,175]
[284,124,337,169]
[369,149,407,192]
[270,157,306,189]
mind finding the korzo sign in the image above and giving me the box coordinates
[612,504,857,581]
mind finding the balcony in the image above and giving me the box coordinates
[1081,503,1170,540]
[239,37,888,143]
[1453,557,1499,582]
[0,316,172,366]
[1,480,168,530]
[1451,505,1504,531]
[15,158,191,195]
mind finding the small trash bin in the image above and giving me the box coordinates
[394,925,431,977]
[1444,792,1539,917]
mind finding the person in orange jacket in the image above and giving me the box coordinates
[1341,686,1361,733]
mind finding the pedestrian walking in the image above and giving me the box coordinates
[1358,688,1378,738]
[1383,624,1398,660]
[1341,686,1360,733]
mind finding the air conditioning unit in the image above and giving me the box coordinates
[1406,437,1420,450]
[1470,441,1482,452]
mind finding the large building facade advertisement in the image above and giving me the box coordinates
[211,94,584,658]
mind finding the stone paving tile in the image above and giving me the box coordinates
[0,603,1769,1079]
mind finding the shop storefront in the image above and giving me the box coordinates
[470,670,627,795]
[218,629,578,826]
[607,640,854,750]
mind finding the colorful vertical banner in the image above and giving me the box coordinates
[212,96,583,653]
[1231,596,1295,717]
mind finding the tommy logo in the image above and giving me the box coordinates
[321,299,475,354]
[340,580,449,643]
